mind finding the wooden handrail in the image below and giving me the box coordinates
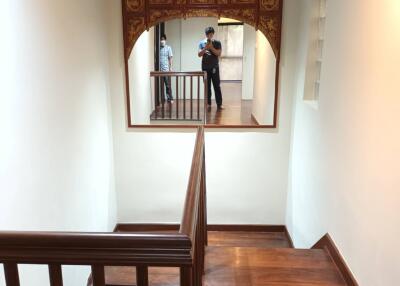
[0,127,207,286]
[0,232,192,266]
[179,126,207,286]
[180,126,204,239]
[150,71,207,77]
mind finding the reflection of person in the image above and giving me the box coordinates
[198,27,224,110]
[160,34,174,103]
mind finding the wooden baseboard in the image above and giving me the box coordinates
[114,223,180,232]
[284,227,294,248]
[207,224,286,232]
[115,224,295,249]
[115,224,291,233]
[312,234,358,286]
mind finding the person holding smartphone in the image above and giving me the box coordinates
[198,27,224,110]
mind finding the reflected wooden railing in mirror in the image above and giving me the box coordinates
[150,71,207,123]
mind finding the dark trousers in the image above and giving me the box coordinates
[162,76,173,101]
[204,67,223,106]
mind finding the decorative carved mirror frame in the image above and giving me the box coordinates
[122,0,283,128]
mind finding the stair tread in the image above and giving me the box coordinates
[208,231,292,248]
[103,247,346,286]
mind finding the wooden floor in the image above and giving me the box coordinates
[150,83,258,126]
[207,231,291,248]
[102,231,347,286]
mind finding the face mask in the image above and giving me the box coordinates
[160,40,166,46]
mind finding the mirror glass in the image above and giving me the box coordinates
[128,17,277,126]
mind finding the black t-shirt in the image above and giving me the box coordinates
[199,39,222,71]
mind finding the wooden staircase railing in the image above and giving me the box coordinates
[0,126,206,286]
[179,126,207,286]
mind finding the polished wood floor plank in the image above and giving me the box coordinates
[204,247,347,286]
[150,83,258,126]
[208,231,292,248]
[104,266,179,286]
[206,82,257,126]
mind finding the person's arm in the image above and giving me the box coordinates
[168,57,173,71]
[208,42,222,57]
[198,42,207,57]
[198,48,207,57]
[168,47,173,71]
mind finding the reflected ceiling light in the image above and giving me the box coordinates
[218,17,241,24]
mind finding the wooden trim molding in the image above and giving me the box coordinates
[115,223,181,232]
[284,226,294,248]
[312,234,359,286]
[207,224,287,232]
[121,0,283,129]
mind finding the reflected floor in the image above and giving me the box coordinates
[150,82,258,126]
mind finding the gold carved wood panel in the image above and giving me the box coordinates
[122,0,282,58]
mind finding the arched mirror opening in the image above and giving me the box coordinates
[126,17,279,127]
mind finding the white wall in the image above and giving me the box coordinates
[0,0,117,284]
[180,18,218,72]
[287,0,400,285]
[242,24,256,100]
[165,19,182,72]
[109,1,300,225]
[252,31,277,125]
[129,29,155,124]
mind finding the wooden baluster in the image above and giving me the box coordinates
[190,76,193,120]
[169,76,172,119]
[199,176,205,275]
[192,237,198,286]
[176,76,179,119]
[49,264,63,286]
[203,76,208,124]
[197,76,200,120]
[180,267,192,286]
[155,74,160,108]
[202,149,208,246]
[196,222,203,286]
[198,184,205,278]
[91,265,105,286]
[136,266,149,286]
[4,263,20,286]
[161,76,165,119]
[155,77,158,119]
[183,76,186,119]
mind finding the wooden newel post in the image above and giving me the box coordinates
[180,266,193,286]
[136,266,149,286]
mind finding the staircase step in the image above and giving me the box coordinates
[208,231,292,248]
[204,246,347,286]
[102,247,346,286]
[104,266,178,286]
